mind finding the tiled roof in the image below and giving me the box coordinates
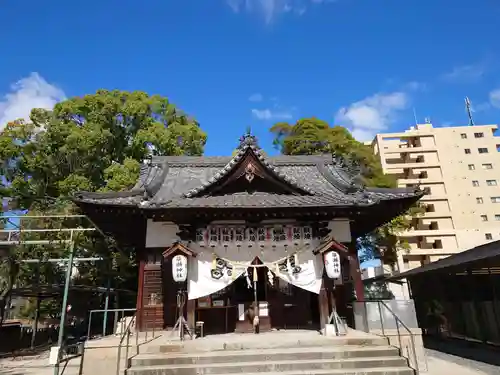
[73,135,423,210]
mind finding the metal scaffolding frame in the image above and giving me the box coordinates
[0,214,103,375]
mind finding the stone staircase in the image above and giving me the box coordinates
[126,332,416,375]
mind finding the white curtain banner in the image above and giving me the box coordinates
[187,249,248,300]
[188,245,324,299]
[267,252,324,294]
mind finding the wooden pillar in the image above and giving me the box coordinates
[318,279,330,330]
[136,259,146,331]
[187,299,196,329]
[348,243,365,301]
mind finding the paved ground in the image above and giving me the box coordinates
[425,348,499,375]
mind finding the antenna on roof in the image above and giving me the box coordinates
[465,97,475,126]
[412,108,418,125]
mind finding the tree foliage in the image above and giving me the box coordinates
[0,90,207,322]
[270,117,423,265]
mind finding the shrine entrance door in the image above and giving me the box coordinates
[268,277,320,330]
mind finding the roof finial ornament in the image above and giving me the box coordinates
[238,127,259,149]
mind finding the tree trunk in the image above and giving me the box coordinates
[0,258,19,327]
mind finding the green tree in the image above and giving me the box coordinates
[0,90,207,321]
[270,118,422,265]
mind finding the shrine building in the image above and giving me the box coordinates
[73,133,423,335]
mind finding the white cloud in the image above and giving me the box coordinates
[0,72,66,131]
[441,64,485,83]
[252,108,293,120]
[335,92,408,141]
[404,81,427,92]
[226,0,336,23]
[249,93,263,102]
[490,89,500,109]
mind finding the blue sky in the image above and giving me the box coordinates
[5,1,497,268]
[1,0,500,155]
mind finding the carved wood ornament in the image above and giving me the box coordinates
[245,162,256,183]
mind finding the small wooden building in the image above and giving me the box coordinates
[74,133,422,334]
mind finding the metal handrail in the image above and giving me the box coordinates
[377,300,420,374]
[116,313,137,375]
[114,308,159,375]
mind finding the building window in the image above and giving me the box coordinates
[257,228,266,241]
[478,147,489,154]
[303,226,312,240]
[476,197,484,204]
[209,227,219,243]
[196,228,205,243]
[461,133,467,139]
[481,215,488,221]
[235,227,245,242]
[485,233,493,240]
[272,226,287,242]
[221,228,232,242]
[495,214,500,221]
[248,228,257,242]
[491,197,500,203]
[486,179,498,186]
[472,180,480,187]
[482,163,493,170]
[464,148,471,154]
[474,132,484,138]
[468,164,475,170]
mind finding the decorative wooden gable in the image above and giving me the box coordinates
[162,242,198,258]
[312,237,348,255]
[184,132,314,198]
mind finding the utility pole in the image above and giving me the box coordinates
[465,97,475,126]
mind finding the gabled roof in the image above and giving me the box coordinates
[183,133,314,198]
[73,133,424,211]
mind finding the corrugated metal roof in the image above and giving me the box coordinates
[387,240,500,280]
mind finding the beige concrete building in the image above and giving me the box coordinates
[369,123,500,271]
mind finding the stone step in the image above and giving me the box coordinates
[146,336,390,353]
[129,369,416,375]
[127,356,409,375]
[132,345,400,366]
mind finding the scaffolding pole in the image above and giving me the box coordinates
[0,215,104,375]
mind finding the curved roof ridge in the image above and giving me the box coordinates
[316,158,365,195]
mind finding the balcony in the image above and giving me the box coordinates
[398,229,456,237]
[398,177,443,185]
[420,194,448,201]
[420,211,453,219]
[382,146,437,154]
[403,249,459,256]
[385,161,441,169]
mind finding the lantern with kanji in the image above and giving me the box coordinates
[324,251,341,279]
[172,254,188,283]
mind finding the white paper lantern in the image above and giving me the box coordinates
[172,254,188,283]
[324,251,341,279]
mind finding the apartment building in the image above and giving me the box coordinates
[369,123,500,272]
